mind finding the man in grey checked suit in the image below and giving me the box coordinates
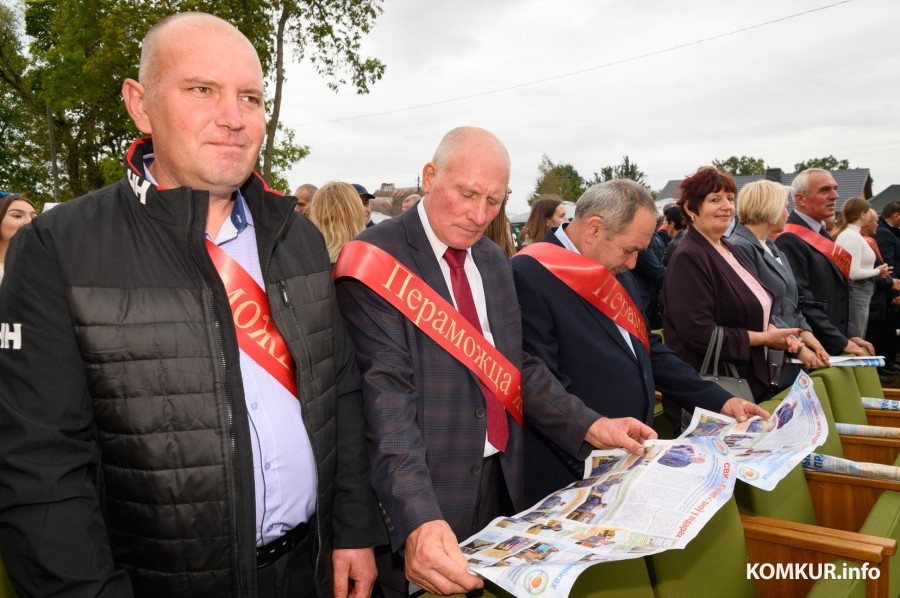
[335,126,655,596]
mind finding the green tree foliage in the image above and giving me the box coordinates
[262,0,385,182]
[530,155,585,204]
[712,155,766,176]
[588,155,649,189]
[794,155,850,172]
[0,3,50,202]
[0,0,384,202]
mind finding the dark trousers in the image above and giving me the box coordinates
[257,532,317,598]
[375,455,512,598]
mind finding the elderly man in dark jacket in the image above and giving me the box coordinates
[0,13,382,598]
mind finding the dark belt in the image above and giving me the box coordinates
[256,522,309,569]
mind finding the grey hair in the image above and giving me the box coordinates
[791,168,831,196]
[294,183,319,197]
[574,179,656,237]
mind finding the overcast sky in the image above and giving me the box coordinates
[280,0,900,214]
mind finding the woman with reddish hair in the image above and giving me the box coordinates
[662,167,801,412]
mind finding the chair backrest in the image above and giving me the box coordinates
[646,497,757,597]
[479,556,655,598]
[807,374,846,458]
[812,367,869,426]
[806,559,866,598]
[0,557,17,598]
[734,464,818,525]
[854,366,885,399]
[857,490,900,598]
[569,558,656,598]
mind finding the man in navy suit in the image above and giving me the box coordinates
[335,128,656,596]
[511,180,767,503]
[775,168,872,356]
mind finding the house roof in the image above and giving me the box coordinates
[870,184,900,215]
[656,168,873,212]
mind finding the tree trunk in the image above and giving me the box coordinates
[263,2,290,183]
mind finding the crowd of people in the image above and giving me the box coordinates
[0,10,896,598]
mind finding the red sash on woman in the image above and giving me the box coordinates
[779,223,851,279]
[516,243,651,353]
[206,240,298,397]
[333,240,524,426]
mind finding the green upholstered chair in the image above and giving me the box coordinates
[739,377,900,597]
[809,368,900,466]
[0,559,16,598]
[853,366,900,428]
[421,557,655,598]
[646,497,756,598]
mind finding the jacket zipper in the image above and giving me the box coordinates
[187,191,246,597]
[265,213,325,591]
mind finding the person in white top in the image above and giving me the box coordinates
[834,197,891,336]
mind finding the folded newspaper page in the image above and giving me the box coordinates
[788,355,884,367]
[459,372,826,597]
[682,372,829,490]
[861,396,900,411]
[460,437,736,597]
[803,452,900,481]
[835,422,900,439]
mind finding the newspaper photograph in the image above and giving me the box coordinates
[682,371,829,490]
[460,436,735,597]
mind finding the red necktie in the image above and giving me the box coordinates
[443,247,509,452]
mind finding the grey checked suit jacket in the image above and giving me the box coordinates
[335,207,600,550]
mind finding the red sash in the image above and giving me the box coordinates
[206,240,298,397]
[516,243,651,353]
[333,240,524,426]
[779,223,851,279]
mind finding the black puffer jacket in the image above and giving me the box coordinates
[0,139,383,597]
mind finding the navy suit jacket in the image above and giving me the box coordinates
[335,207,601,549]
[875,217,900,270]
[775,211,858,354]
[511,231,730,503]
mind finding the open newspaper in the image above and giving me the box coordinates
[460,372,827,597]
[682,372,829,490]
[459,436,735,597]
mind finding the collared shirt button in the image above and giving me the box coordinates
[266,524,274,532]
[264,462,271,471]
[475,407,485,418]
[472,465,482,475]
[251,402,259,410]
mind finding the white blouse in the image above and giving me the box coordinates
[834,224,881,280]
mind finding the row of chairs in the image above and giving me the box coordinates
[3,368,895,597]
[439,367,900,598]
